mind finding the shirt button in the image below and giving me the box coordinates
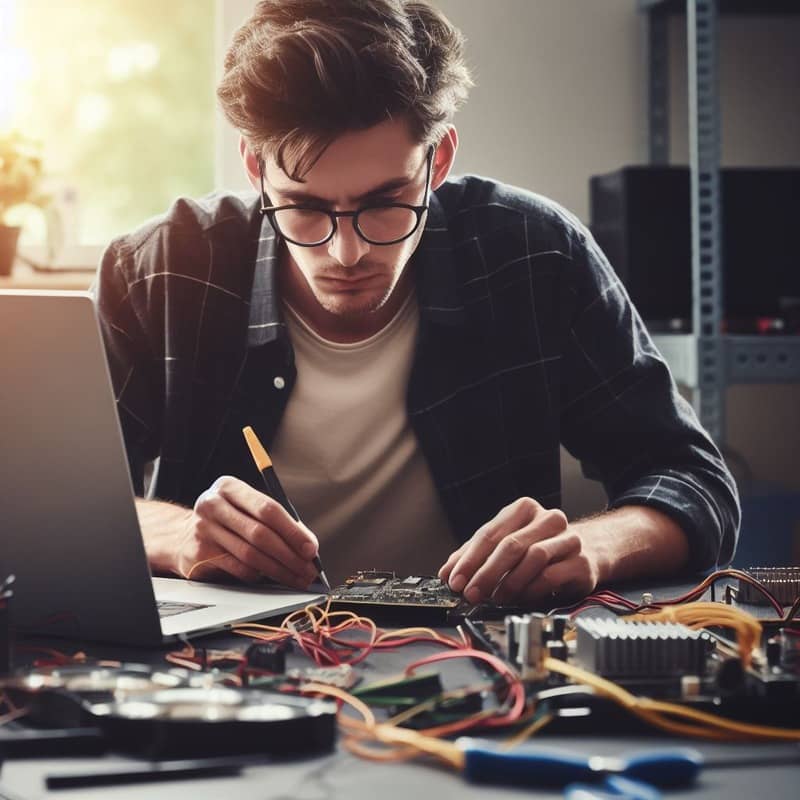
[273,376,286,390]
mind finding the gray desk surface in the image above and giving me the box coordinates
[2,579,799,799]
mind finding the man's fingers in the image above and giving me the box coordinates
[437,543,468,583]
[192,513,317,589]
[210,522,317,588]
[195,491,316,579]
[210,476,320,559]
[490,532,581,604]
[442,498,542,590]
[462,526,576,604]
[448,501,567,595]
[515,554,595,607]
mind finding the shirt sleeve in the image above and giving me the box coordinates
[93,239,163,496]
[558,226,740,571]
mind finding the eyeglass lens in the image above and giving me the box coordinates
[272,205,419,245]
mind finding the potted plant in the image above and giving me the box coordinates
[0,130,48,276]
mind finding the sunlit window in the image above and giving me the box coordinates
[1,0,215,258]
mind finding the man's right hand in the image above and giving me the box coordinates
[136,476,320,589]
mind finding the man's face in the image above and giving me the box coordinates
[260,120,436,323]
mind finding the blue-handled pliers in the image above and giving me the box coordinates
[457,738,703,797]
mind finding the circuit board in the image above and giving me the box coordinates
[737,566,800,606]
[329,571,470,625]
[479,587,800,736]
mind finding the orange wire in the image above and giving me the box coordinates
[184,553,229,580]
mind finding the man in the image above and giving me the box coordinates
[96,0,739,606]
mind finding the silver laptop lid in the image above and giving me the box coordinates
[0,290,163,646]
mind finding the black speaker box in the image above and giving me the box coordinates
[589,166,800,330]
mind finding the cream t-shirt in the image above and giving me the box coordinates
[269,292,458,586]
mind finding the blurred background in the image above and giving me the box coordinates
[0,0,215,258]
[1,0,798,564]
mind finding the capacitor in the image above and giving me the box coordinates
[766,636,782,668]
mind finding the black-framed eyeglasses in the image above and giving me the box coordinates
[258,146,434,247]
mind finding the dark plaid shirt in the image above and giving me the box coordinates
[95,176,740,571]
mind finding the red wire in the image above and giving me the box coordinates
[403,648,526,727]
[559,569,787,619]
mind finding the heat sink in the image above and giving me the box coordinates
[574,618,713,679]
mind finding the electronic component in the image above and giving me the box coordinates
[353,672,443,705]
[1,662,219,729]
[1,662,337,759]
[590,167,800,327]
[505,613,547,680]
[493,602,800,736]
[285,664,359,689]
[244,641,288,674]
[767,628,800,674]
[574,619,713,680]
[352,671,483,729]
[330,570,469,624]
[2,662,196,695]
[87,686,337,758]
[737,567,800,606]
[399,690,485,730]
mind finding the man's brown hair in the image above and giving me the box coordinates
[217,0,472,179]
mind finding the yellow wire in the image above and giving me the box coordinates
[375,627,463,647]
[344,737,428,763]
[241,587,794,764]
[543,657,800,741]
[502,712,554,749]
[299,681,465,769]
[301,681,377,726]
[639,696,800,741]
[627,602,761,667]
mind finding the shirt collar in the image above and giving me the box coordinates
[247,224,284,347]
[246,188,465,347]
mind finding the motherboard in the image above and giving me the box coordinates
[329,571,469,624]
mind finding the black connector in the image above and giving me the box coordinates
[244,641,288,674]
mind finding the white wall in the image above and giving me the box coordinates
[429,0,649,222]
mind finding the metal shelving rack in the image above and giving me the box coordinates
[639,0,800,444]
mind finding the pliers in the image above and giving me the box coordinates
[457,738,703,798]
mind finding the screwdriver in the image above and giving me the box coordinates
[242,426,331,591]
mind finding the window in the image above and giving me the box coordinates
[1,0,215,263]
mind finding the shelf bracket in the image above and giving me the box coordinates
[688,0,725,443]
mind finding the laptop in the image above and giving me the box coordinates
[0,290,324,645]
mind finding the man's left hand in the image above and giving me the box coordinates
[438,497,601,606]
